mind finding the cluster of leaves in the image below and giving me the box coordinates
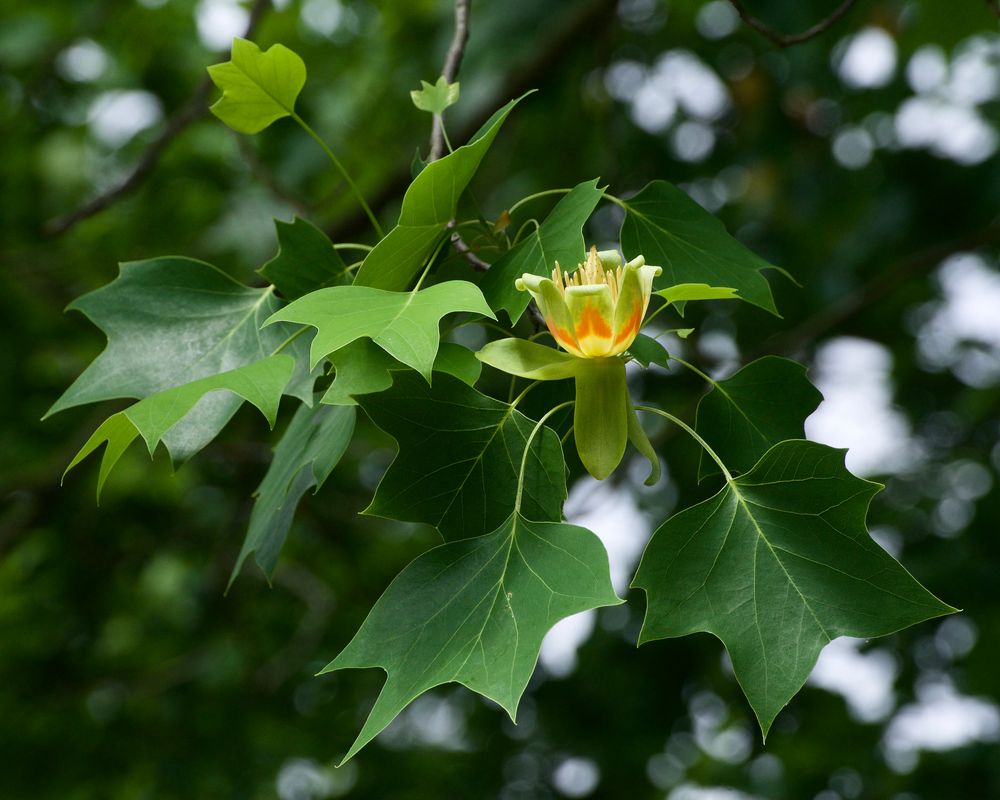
[50,39,955,762]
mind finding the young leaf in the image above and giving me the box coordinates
[322,511,621,763]
[259,217,349,300]
[47,257,313,461]
[65,356,295,498]
[231,401,356,586]
[633,440,956,737]
[322,341,481,406]
[410,76,460,114]
[359,373,567,541]
[654,284,740,305]
[695,356,823,479]
[265,281,494,382]
[479,179,604,322]
[620,180,781,315]
[207,38,306,134]
[354,94,531,290]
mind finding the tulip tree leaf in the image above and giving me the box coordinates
[322,511,622,763]
[359,372,567,541]
[322,341,481,406]
[47,257,313,462]
[696,356,823,479]
[620,180,781,315]
[626,333,669,368]
[259,216,349,300]
[64,356,295,498]
[231,401,356,586]
[633,440,956,737]
[354,94,531,290]
[479,179,604,322]
[207,38,306,135]
[410,76,460,114]
[266,281,493,382]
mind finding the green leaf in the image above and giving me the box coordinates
[321,511,621,763]
[354,94,531,290]
[626,333,669,368]
[259,217,349,300]
[476,338,582,381]
[620,180,781,315]
[573,357,629,480]
[322,341,481,406]
[207,38,306,135]
[265,281,494,382]
[231,401,356,586]
[410,76,460,114]
[65,356,294,499]
[479,179,604,322]
[47,257,313,461]
[696,356,823,479]
[654,283,740,305]
[359,373,567,541]
[633,440,956,737]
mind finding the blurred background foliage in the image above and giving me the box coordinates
[3,0,1000,797]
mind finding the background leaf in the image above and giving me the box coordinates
[479,179,604,322]
[266,281,493,381]
[695,356,824,479]
[322,511,621,763]
[231,401,356,585]
[410,76,460,114]
[620,180,781,315]
[207,38,306,134]
[354,94,529,290]
[360,372,567,541]
[633,440,956,736]
[47,257,313,461]
[258,216,349,300]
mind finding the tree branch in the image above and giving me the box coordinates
[728,0,856,48]
[44,0,271,236]
[430,0,471,161]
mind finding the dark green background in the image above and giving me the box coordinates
[3,0,999,797]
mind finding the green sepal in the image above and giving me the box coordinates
[573,357,629,480]
[627,405,660,486]
[476,338,582,381]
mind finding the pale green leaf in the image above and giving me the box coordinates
[322,511,621,763]
[47,257,313,461]
[65,356,295,499]
[207,38,306,134]
[410,76,460,114]
[479,179,604,322]
[696,356,823,479]
[620,180,781,315]
[476,338,582,381]
[259,216,349,300]
[354,94,531,290]
[360,372,567,541]
[633,440,957,737]
[231,400,356,585]
[266,281,494,382]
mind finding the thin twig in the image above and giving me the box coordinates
[449,229,490,271]
[728,0,856,48]
[44,0,271,236]
[430,0,471,161]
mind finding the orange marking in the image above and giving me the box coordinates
[613,302,642,346]
[550,323,579,352]
[575,304,612,340]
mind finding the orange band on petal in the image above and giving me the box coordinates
[613,301,643,347]
[575,304,613,340]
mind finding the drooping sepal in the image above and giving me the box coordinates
[573,357,630,480]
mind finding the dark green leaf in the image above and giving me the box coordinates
[259,216,349,300]
[620,180,781,315]
[266,281,493,382]
[47,257,313,461]
[354,94,530,290]
[626,333,669,368]
[696,356,823,478]
[359,372,567,541]
[207,38,306,134]
[322,511,621,763]
[633,440,956,736]
[479,179,604,322]
[231,401,356,585]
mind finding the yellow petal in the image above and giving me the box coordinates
[516,273,584,356]
[565,284,615,357]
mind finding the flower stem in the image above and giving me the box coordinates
[634,404,733,483]
[291,112,384,239]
